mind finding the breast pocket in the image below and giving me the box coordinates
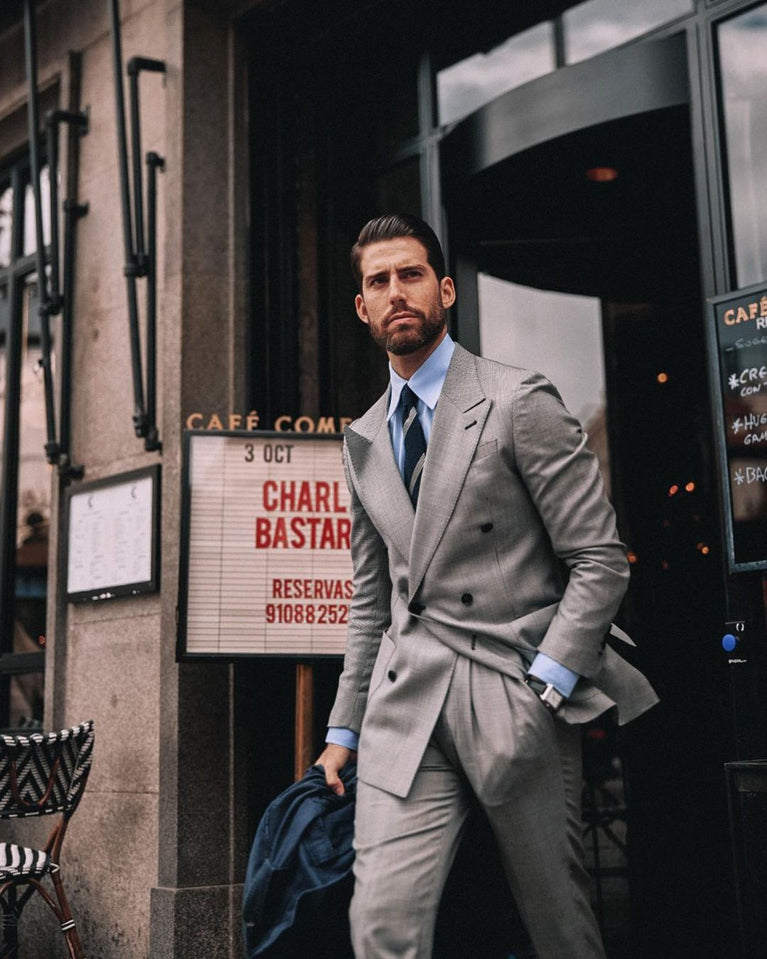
[464,438,500,490]
[474,438,498,462]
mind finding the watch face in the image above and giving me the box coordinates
[540,685,564,712]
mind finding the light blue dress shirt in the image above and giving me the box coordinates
[327,335,578,751]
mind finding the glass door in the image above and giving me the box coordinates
[444,38,732,957]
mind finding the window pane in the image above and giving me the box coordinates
[18,275,52,525]
[719,6,767,288]
[437,22,555,126]
[478,274,610,489]
[22,164,51,258]
[0,184,12,268]
[0,281,8,343]
[11,275,50,730]
[8,673,44,731]
[564,0,693,65]
[0,323,5,472]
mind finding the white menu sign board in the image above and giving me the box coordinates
[178,431,353,657]
[66,466,160,601]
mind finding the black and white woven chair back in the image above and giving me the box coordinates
[0,720,95,819]
[0,722,94,959]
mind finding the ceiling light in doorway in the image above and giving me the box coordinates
[585,166,618,183]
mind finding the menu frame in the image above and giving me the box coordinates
[65,464,161,601]
[708,282,767,572]
[177,429,352,661]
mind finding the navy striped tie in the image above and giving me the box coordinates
[401,385,426,506]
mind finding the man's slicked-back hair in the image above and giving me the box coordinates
[351,213,446,290]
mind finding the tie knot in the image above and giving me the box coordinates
[401,384,418,414]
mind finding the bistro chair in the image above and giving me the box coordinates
[0,720,95,959]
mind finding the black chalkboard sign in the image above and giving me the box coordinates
[709,284,767,571]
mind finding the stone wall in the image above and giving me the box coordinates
[0,0,252,954]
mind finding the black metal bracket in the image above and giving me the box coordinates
[108,0,165,453]
[24,0,87,480]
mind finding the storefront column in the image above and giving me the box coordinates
[149,2,250,955]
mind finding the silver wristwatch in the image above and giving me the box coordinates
[525,675,565,713]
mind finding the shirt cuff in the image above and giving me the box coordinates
[528,652,579,698]
[326,727,360,751]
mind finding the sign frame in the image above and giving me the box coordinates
[64,464,161,602]
[708,281,767,572]
[177,429,351,661]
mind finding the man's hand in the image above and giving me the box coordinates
[315,743,355,795]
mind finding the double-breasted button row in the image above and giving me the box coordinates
[461,593,473,606]
[388,670,397,682]
[480,522,493,533]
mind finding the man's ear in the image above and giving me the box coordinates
[355,293,370,325]
[440,276,456,309]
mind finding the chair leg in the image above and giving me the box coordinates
[0,889,19,959]
[49,867,86,959]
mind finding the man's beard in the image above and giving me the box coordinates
[370,303,446,355]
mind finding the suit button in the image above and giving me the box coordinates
[408,601,425,615]
[480,522,493,533]
[387,670,397,682]
[461,593,473,606]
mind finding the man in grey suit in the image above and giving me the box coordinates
[316,213,658,959]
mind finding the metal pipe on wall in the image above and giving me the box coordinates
[48,106,88,479]
[107,0,165,451]
[108,0,148,439]
[146,151,164,453]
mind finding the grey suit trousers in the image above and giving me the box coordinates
[349,654,606,959]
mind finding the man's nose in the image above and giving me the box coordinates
[388,276,406,301]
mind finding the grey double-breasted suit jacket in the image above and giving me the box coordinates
[328,343,658,798]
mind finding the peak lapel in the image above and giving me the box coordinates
[409,345,490,598]
[344,392,414,564]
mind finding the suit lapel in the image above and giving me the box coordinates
[344,390,415,563]
[409,344,490,599]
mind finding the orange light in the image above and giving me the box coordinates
[685,482,696,492]
[661,560,670,570]
[668,485,679,496]
[627,550,638,564]
[586,166,619,183]
[657,372,669,384]
[697,542,711,555]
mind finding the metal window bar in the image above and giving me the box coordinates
[23,0,87,479]
[108,0,165,453]
[0,267,23,681]
[23,0,55,464]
